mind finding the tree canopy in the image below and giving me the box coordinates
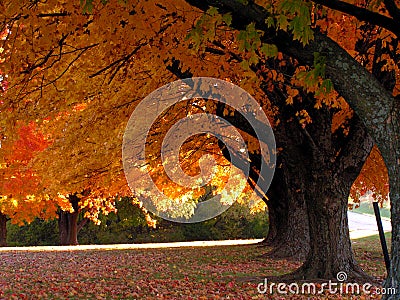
[1,0,399,296]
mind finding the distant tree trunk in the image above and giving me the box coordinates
[58,194,80,246]
[58,211,68,245]
[0,212,7,247]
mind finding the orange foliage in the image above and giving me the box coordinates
[0,122,71,224]
[351,146,389,205]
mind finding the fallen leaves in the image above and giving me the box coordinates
[0,244,385,299]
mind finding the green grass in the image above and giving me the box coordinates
[352,232,391,282]
[352,201,391,219]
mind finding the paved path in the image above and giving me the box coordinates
[0,211,390,251]
[0,239,264,252]
[348,211,391,239]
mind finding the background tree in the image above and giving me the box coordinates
[0,0,267,236]
[0,121,71,245]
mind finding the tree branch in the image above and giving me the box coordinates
[187,0,395,145]
[89,39,147,83]
[333,114,374,183]
[77,218,88,232]
[383,0,400,20]
[311,0,400,36]
[36,12,71,18]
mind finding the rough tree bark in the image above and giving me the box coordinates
[263,165,288,245]
[213,89,372,274]
[263,121,310,260]
[264,160,309,260]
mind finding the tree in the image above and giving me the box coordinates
[0,0,396,288]
[184,0,399,294]
[0,0,266,237]
[217,73,373,276]
[180,16,378,277]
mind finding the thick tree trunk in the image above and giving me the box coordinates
[263,159,309,260]
[385,171,400,299]
[0,212,7,247]
[287,177,366,280]
[383,106,400,299]
[264,176,288,245]
[283,112,374,281]
[68,209,79,245]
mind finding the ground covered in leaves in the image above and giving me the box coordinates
[0,236,389,299]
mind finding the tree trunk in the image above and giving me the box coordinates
[58,194,80,246]
[68,209,79,245]
[263,158,309,260]
[264,176,288,245]
[287,176,366,280]
[0,212,7,247]
[382,104,400,299]
[282,111,374,280]
[384,170,400,299]
[58,210,69,245]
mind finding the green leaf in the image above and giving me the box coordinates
[321,79,333,93]
[260,43,278,58]
[240,60,250,71]
[248,53,259,65]
[222,13,232,26]
[301,27,314,46]
[277,15,289,31]
[80,0,94,13]
[265,17,275,28]
[237,30,248,52]
[207,6,219,17]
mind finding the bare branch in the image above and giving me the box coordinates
[36,12,71,18]
[89,39,147,83]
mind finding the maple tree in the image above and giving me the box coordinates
[0,0,395,291]
[172,5,384,281]
[184,0,399,295]
[0,0,263,244]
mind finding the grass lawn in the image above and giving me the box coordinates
[0,234,391,299]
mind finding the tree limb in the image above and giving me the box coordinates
[185,0,395,151]
[89,39,147,83]
[311,0,400,36]
[383,0,400,20]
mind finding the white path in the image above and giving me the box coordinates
[0,239,264,252]
[348,211,391,239]
[0,211,391,251]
